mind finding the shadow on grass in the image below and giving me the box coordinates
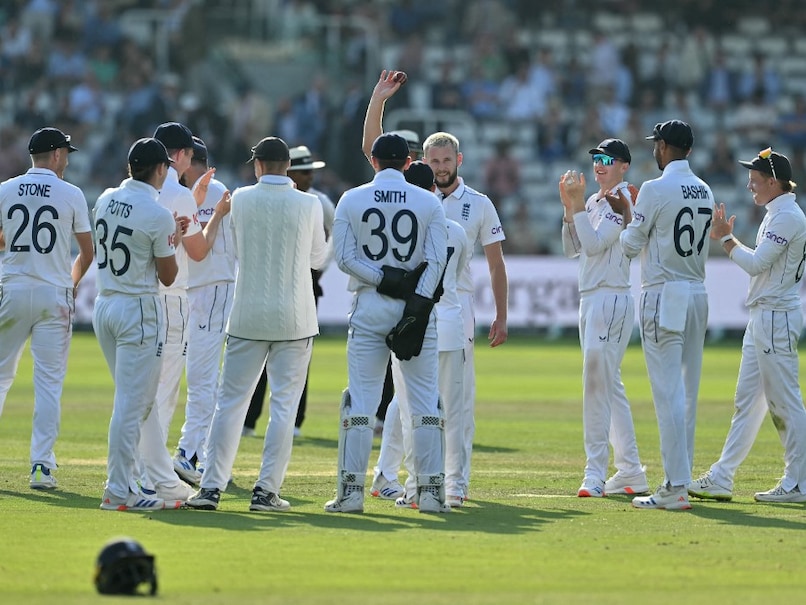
[147,496,590,535]
[0,487,100,509]
[472,443,519,454]
[689,501,806,529]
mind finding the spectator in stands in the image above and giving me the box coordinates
[484,138,523,212]
[462,0,516,39]
[777,94,806,177]
[294,72,330,153]
[677,26,713,91]
[461,62,501,121]
[45,34,87,85]
[734,87,778,151]
[703,133,737,186]
[597,86,630,138]
[701,51,735,117]
[499,60,548,122]
[738,53,781,104]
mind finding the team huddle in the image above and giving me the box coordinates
[1,71,805,514]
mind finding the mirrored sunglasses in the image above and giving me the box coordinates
[592,154,616,166]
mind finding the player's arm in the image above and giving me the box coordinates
[155,216,184,287]
[71,231,94,292]
[332,199,384,284]
[484,241,508,347]
[0,228,4,248]
[182,191,231,261]
[619,183,654,258]
[155,254,179,287]
[309,196,331,271]
[722,206,789,275]
[559,171,582,258]
[362,70,407,162]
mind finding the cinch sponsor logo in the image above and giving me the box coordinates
[198,207,215,217]
[633,211,645,222]
[491,225,503,235]
[605,211,623,225]
[764,231,788,245]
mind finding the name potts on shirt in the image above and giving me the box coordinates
[106,198,132,218]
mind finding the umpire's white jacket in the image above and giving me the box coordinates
[227,174,330,341]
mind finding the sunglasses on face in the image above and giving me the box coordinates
[592,154,616,166]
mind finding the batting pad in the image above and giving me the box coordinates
[411,414,445,483]
[336,389,372,500]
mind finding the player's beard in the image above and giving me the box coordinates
[435,167,458,190]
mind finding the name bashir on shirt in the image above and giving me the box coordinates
[374,190,407,203]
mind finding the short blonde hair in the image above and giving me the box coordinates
[423,132,459,155]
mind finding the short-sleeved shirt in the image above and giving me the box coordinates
[93,178,176,296]
[156,166,202,295]
[436,219,468,351]
[441,177,505,294]
[620,160,713,288]
[0,167,91,287]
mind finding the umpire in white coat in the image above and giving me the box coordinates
[187,136,330,511]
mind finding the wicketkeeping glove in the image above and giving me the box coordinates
[376,261,427,300]
[385,293,434,361]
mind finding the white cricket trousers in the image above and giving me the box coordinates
[708,307,806,492]
[342,290,442,484]
[0,283,73,470]
[138,293,189,488]
[375,348,465,498]
[579,289,642,483]
[202,335,312,492]
[93,294,163,500]
[458,291,475,496]
[177,281,233,465]
[639,284,708,487]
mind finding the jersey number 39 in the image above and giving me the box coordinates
[361,208,418,262]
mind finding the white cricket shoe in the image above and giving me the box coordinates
[446,494,465,508]
[324,489,364,513]
[754,481,806,503]
[100,489,165,512]
[632,484,691,510]
[605,470,650,495]
[172,450,201,486]
[156,481,195,508]
[30,464,57,490]
[370,475,404,500]
[688,471,732,501]
[577,479,606,498]
[394,494,418,509]
[250,487,291,511]
[418,488,451,513]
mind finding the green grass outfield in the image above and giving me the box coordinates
[1,333,804,604]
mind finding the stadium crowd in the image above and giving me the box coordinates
[2,0,806,252]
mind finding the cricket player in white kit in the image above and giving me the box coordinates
[559,138,649,498]
[617,120,712,510]
[138,122,229,499]
[0,127,93,490]
[326,133,448,514]
[690,149,806,503]
[186,136,329,512]
[369,161,469,508]
[173,136,235,484]
[424,131,508,501]
[94,137,182,511]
